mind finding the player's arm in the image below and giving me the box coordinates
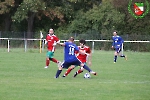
[120,37,124,49]
[87,52,92,66]
[53,40,60,46]
[57,42,65,46]
[86,48,92,66]
[79,50,89,56]
[75,44,89,56]
[53,36,60,46]
[111,37,115,48]
[120,37,124,44]
[53,36,65,46]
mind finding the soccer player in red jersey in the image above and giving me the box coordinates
[44,28,61,68]
[62,39,92,77]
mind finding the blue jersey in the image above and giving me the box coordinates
[112,35,124,48]
[64,42,79,62]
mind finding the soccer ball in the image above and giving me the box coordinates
[84,73,91,79]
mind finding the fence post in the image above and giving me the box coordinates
[92,41,94,53]
[121,43,124,55]
[24,39,27,52]
[0,31,1,44]
[42,39,45,51]
[8,39,10,52]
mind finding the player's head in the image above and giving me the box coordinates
[113,31,117,36]
[69,37,74,42]
[49,28,54,35]
[79,39,86,47]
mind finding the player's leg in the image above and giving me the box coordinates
[55,62,70,78]
[114,52,118,63]
[49,52,61,68]
[125,55,127,60]
[73,59,96,77]
[63,65,75,77]
[55,66,63,78]
[49,57,61,66]
[73,67,84,77]
[73,62,86,77]
[45,51,50,68]
[120,55,127,60]
[80,63,96,76]
[119,52,127,60]
[49,52,59,63]
[114,48,120,63]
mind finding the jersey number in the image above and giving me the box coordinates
[69,47,75,55]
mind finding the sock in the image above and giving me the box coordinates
[114,55,117,62]
[50,58,58,63]
[77,69,83,74]
[120,55,125,58]
[46,59,50,66]
[55,70,62,78]
[83,65,92,72]
[65,68,73,76]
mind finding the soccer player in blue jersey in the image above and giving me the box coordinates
[55,37,97,78]
[111,31,127,63]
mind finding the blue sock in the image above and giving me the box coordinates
[83,65,92,72]
[55,70,62,78]
[114,55,117,62]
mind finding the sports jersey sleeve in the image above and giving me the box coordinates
[54,36,60,42]
[119,37,124,44]
[64,42,68,47]
[87,47,91,54]
[112,36,114,46]
[74,44,79,51]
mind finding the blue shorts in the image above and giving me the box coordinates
[61,59,82,69]
[74,62,86,67]
[115,48,121,53]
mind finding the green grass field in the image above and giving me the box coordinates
[0,48,150,100]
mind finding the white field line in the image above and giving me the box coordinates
[104,72,150,78]
[0,81,149,84]
[48,81,150,84]
[98,81,150,84]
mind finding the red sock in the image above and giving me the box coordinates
[77,69,83,74]
[51,58,58,63]
[65,68,73,76]
[46,59,50,66]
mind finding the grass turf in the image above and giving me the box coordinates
[0,48,150,100]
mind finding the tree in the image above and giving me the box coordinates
[12,0,46,38]
[56,0,102,35]
[112,0,150,35]
[12,0,68,38]
[67,0,125,35]
[0,0,15,31]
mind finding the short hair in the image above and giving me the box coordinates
[113,31,117,34]
[48,28,53,33]
[79,39,86,45]
[49,28,53,31]
[69,37,74,41]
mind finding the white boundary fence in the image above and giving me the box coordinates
[0,38,150,53]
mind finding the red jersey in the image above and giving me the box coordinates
[76,46,91,63]
[46,34,59,52]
